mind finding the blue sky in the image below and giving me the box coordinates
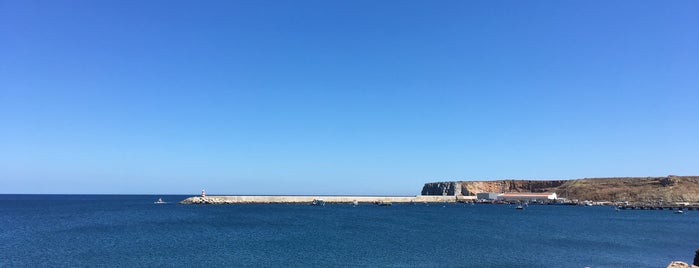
[1,0,698,195]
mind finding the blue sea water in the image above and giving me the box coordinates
[1,195,697,267]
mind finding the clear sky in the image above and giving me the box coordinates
[1,0,698,195]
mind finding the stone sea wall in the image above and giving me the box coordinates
[180,195,473,204]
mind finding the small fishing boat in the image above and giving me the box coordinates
[675,209,684,214]
[376,200,392,206]
[311,199,325,206]
[154,198,166,204]
[353,200,359,206]
[515,205,524,210]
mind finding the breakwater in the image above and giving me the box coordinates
[179,195,473,204]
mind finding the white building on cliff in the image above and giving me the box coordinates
[497,192,557,202]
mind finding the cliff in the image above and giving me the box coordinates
[422,175,699,203]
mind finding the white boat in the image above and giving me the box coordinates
[515,205,524,210]
[675,209,684,214]
[352,200,359,206]
[154,198,166,204]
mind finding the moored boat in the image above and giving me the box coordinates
[376,200,392,206]
[311,199,325,206]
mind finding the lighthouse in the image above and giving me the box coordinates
[201,188,206,197]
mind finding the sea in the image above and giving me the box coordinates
[1,195,697,267]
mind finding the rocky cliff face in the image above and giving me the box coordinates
[422,176,699,202]
[421,180,566,196]
[420,181,462,196]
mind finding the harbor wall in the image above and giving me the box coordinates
[180,195,473,204]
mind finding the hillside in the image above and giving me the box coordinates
[421,175,699,203]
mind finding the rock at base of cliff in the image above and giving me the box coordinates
[667,261,699,268]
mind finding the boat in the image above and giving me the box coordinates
[352,200,359,206]
[376,200,392,206]
[515,205,524,210]
[154,198,166,204]
[675,209,684,214]
[311,199,325,206]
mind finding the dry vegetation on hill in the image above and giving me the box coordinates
[557,176,699,202]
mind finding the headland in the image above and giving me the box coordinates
[422,175,699,204]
